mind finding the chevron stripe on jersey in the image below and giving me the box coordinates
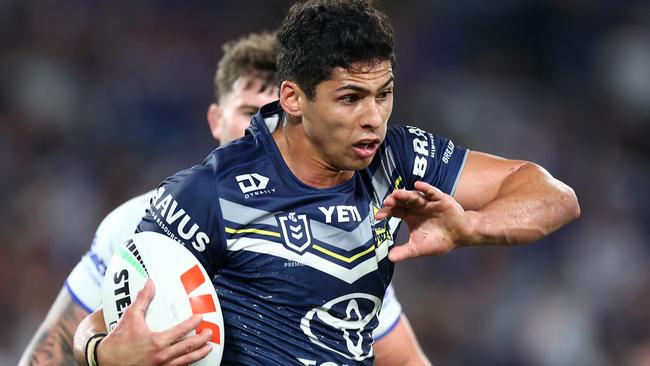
[220,198,393,282]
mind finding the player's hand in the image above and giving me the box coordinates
[96,280,213,366]
[375,181,474,262]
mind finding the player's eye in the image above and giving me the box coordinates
[340,94,360,104]
[377,90,392,101]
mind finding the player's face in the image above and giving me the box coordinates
[301,60,394,172]
[208,75,278,144]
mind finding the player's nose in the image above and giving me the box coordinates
[360,99,383,130]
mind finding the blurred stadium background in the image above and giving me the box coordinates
[1,0,650,364]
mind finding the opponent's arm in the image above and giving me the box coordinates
[72,280,213,366]
[18,288,89,366]
[72,307,107,365]
[374,315,431,366]
[377,151,580,260]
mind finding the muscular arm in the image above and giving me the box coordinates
[377,151,580,260]
[453,151,581,246]
[19,287,89,366]
[374,315,431,366]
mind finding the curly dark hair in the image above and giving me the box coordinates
[215,31,278,101]
[277,0,395,100]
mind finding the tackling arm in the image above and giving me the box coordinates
[18,287,89,366]
[72,307,107,365]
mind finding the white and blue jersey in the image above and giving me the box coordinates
[136,101,468,365]
[66,192,153,312]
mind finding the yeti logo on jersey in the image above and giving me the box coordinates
[301,293,381,361]
[236,173,269,193]
[277,212,312,253]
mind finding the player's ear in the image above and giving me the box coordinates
[279,81,303,118]
[207,103,223,141]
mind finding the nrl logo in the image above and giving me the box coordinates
[277,212,312,253]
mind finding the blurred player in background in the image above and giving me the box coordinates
[19,32,430,366]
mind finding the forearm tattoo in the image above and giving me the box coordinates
[27,300,86,365]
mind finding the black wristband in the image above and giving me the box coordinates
[85,333,107,366]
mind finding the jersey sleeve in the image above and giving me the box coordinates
[386,124,469,195]
[66,192,153,312]
[136,165,225,277]
[373,283,402,341]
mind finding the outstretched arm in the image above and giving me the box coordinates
[72,280,213,366]
[18,288,89,366]
[376,151,580,261]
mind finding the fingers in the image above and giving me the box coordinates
[161,314,203,346]
[389,184,440,209]
[168,343,213,366]
[131,279,155,317]
[413,181,445,201]
[163,328,213,364]
[389,236,456,262]
[120,279,155,327]
[394,189,426,207]
[388,241,446,262]
[375,194,410,220]
[375,182,450,221]
[388,242,417,262]
[374,207,390,221]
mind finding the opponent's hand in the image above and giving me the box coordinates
[97,280,213,366]
[375,181,474,262]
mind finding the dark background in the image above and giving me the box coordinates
[1,0,649,364]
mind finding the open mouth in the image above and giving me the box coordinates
[353,141,378,150]
[352,140,380,158]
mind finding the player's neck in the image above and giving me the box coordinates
[272,122,354,189]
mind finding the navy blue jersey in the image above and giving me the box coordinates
[138,101,468,365]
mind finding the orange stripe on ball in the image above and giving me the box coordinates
[196,320,221,345]
[189,294,217,314]
[180,264,205,294]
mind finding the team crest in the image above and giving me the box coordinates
[277,212,312,253]
[369,202,392,246]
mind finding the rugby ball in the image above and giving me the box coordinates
[102,232,224,365]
